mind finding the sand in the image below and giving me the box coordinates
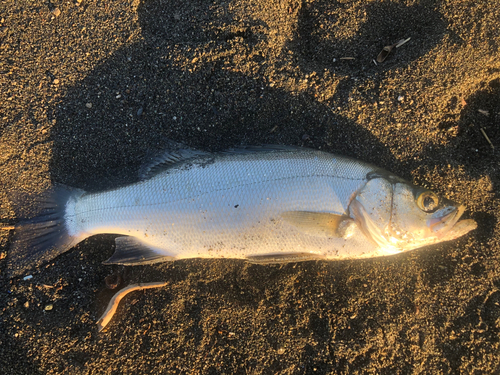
[1,0,499,373]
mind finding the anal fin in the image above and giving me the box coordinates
[103,236,174,265]
[246,252,326,264]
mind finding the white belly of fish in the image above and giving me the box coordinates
[68,151,380,261]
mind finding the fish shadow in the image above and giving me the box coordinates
[49,0,406,191]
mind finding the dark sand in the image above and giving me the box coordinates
[1,0,499,373]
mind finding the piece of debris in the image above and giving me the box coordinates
[461,98,467,106]
[395,37,411,48]
[23,275,33,281]
[339,57,355,60]
[97,282,168,332]
[479,128,495,150]
[478,109,490,116]
[51,7,61,17]
[44,304,53,311]
[377,38,411,63]
[377,45,394,63]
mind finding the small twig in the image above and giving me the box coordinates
[479,128,495,150]
[97,282,168,332]
[395,37,411,48]
[1,226,15,230]
[339,57,355,60]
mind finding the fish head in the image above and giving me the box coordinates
[349,175,477,253]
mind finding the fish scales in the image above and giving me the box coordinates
[71,150,374,259]
[7,146,477,276]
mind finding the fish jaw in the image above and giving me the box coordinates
[434,218,477,242]
[427,204,477,240]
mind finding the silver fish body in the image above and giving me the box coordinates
[8,146,477,275]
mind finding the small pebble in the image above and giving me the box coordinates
[86,103,92,108]
[44,304,53,311]
[53,79,60,85]
[51,7,61,17]
[137,107,143,116]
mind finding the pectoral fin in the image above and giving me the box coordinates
[103,236,174,265]
[280,211,354,238]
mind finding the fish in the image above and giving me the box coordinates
[7,145,477,276]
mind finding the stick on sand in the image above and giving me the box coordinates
[97,282,168,332]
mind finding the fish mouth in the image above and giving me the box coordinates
[427,204,477,240]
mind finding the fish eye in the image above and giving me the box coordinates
[416,191,439,213]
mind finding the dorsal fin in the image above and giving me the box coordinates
[139,148,211,180]
[139,144,306,180]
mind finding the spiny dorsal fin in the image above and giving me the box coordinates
[139,144,304,180]
[139,148,212,180]
[103,236,175,265]
[281,211,354,238]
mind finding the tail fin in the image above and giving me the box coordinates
[7,184,87,277]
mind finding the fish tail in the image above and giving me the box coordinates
[7,184,88,277]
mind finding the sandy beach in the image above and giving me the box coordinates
[1,0,499,373]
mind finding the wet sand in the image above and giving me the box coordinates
[1,0,499,373]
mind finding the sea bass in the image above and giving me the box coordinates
[8,146,477,276]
